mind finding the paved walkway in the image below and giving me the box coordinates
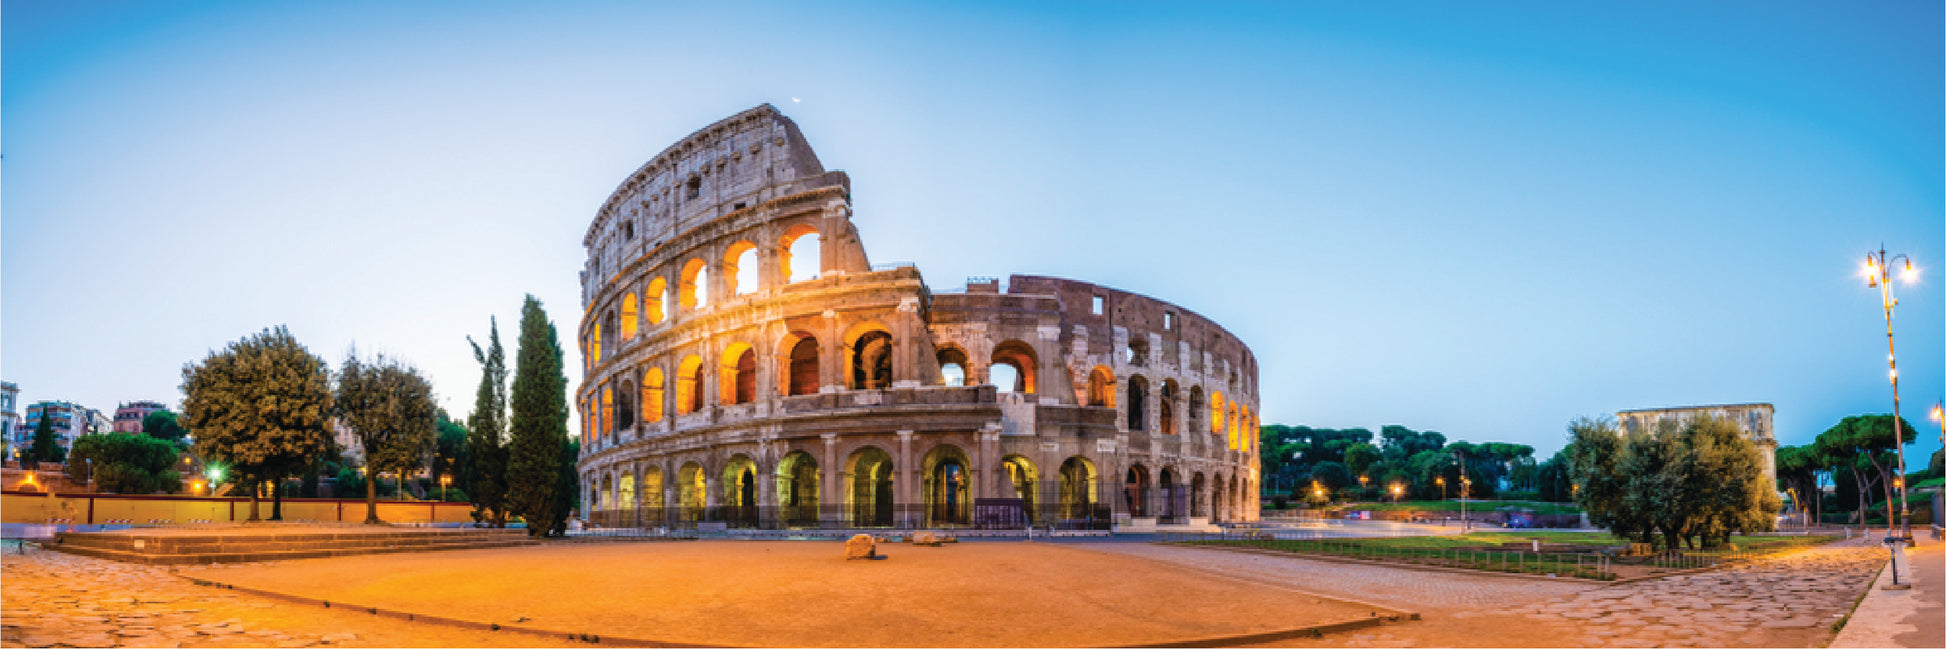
[1831,531,1945,648]
[1099,536,1889,647]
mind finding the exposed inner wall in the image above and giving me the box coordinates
[573,105,1262,529]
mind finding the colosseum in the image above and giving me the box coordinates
[575,105,1260,532]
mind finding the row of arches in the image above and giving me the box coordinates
[588,225,823,369]
[589,446,1249,528]
[1082,365,1260,451]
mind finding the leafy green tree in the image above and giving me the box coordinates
[66,433,182,493]
[466,317,511,527]
[334,352,438,524]
[141,410,191,443]
[506,296,572,537]
[182,326,334,522]
[26,413,66,464]
[1567,417,1644,540]
[1774,445,1821,521]
[1812,414,1916,525]
[1569,415,1778,547]
[1343,442,1380,477]
[1533,450,1572,502]
[1310,461,1352,493]
[433,410,469,494]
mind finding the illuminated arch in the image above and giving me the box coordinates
[600,385,615,436]
[618,472,636,510]
[723,454,759,527]
[725,240,759,295]
[620,292,638,340]
[720,342,757,404]
[844,321,894,390]
[935,344,969,386]
[641,366,665,423]
[1210,391,1227,434]
[921,444,973,526]
[1086,365,1115,407]
[679,258,709,311]
[1058,456,1099,521]
[990,340,1038,394]
[615,379,635,430]
[999,454,1039,523]
[643,276,668,325]
[676,462,706,523]
[845,446,896,527]
[776,451,820,527]
[642,466,665,513]
[781,223,820,283]
[675,354,705,415]
[781,332,820,396]
[590,322,603,367]
[1159,379,1179,435]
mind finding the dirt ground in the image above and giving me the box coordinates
[176,540,1388,647]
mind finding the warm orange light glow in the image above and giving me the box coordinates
[1931,404,1942,422]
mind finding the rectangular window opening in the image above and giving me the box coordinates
[1092,295,1105,315]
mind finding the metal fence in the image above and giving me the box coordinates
[587,501,1115,532]
[1159,531,1838,580]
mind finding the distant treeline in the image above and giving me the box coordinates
[1259,424,1571,501]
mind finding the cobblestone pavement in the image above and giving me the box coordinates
[1088,537,1889,648]
[0,547,566,648]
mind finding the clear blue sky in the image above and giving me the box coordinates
[4,1,1941,462]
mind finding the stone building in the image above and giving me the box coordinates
[112,400,166,434]
[1616,403,1777,487]
[575,105,1261,530]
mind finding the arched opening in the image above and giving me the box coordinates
[643,466,665,523]
[719,342,757,405]
[784,334,820,396]
[1126,338,1149,366]
[1160,380,1179,435]
[1124,465,1151,518]
[1190,472,1207,518]
[679,258,709,311]
[776,451,820,528]
[1210,391,1227,435]
[1229,474,1241,522]
[845,447,896,527]
[643,276,668,325]
[1126,375,1148,431]
[675,355,704,415]
[990,340,1038,394]
[936,346,969,387]
[1000,455,1039,525]
[620,293,638,340]
[726,240,759,296]
[1228,402,1241,450]
[677,462,706,524]
[1059,456,1100,524]
[590,322,603,367]
[1158,467,1180,522]
[723,455,759,528]
[1211,474,1227,522]
[781,224,821,283]
[615,380,635,431]
[600,385,614,437]
[850,330,894,390]
[922,445,972,527]
[641,367,665,424]
[618,472,636,512]
[1086,365,1115,407]
[599,475,613,512]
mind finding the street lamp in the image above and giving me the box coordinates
[1862,246,1918,546]
[1389,483,1403,504]
[440,474,452,501]
[1359,475,1369,501]
[1436,476,1446,501]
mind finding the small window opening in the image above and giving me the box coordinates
[1164,312,1175,330]
[686,177,701,199]
[1091,295,1105,315]
[733,202,747,211]
[623,221,635,241]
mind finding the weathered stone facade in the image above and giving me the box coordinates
[1616,403,1777,487]
[574,105,1260,529]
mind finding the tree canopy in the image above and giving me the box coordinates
[141,409,191,443]
[181,326,334,521]
[1568,415,1777,548]
[334,351,438,524]
[66,433,181,494]
[506,296,572,537]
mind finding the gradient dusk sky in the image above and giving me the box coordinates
[3,1,1941,461]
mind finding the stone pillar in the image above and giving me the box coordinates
[896,430,915,527]
[758,246,784,292]
[979,431,1000,499]
[820,434,839,526]
[820,310,843,393]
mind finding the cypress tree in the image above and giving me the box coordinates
[467,317,511,526]
[506,296,571,536]
[27,412,64,465]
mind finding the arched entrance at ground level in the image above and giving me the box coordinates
[677,462,706,524]
[775,451,820,528]
[845,447,895,527]
[1158,468,1181,522]
[1211,474,1227,523]
[642,467,665,519]
[999,455,1039,525]
[1190,472,1206,518]
[1058,457,1100,523]
[922,445,972,527]
[723,455,759,527]
[1229,474,1241,523]
[1123,465,1151,518]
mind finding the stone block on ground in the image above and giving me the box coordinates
[845,534,876,560]
[912,531,941,547]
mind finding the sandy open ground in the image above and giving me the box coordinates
[178,540,1388,647]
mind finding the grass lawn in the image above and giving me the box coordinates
[1330,500,1583,515]
[1347,531,1632,549]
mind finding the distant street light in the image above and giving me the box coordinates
[1389,483,1403,504]
[441,474,453,501]
[1862,246,1918,546]
[1436,476,1446,501]
[1359,475,1369,501]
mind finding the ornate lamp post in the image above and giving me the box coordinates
[441,474,453,501]
[1359,474,1369,501]
[1436,476,1446,501]
[1862,247,1918,545]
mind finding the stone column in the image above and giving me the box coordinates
[979,431,1000,499]
[896,430,915,527]
[821,310,842,393]
[820,434,839,526]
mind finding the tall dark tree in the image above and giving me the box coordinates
[334,352,439,524]
[26,413,66,464]
[506,296,572,537]
[467,317,511,526]
[181,326,334,522]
